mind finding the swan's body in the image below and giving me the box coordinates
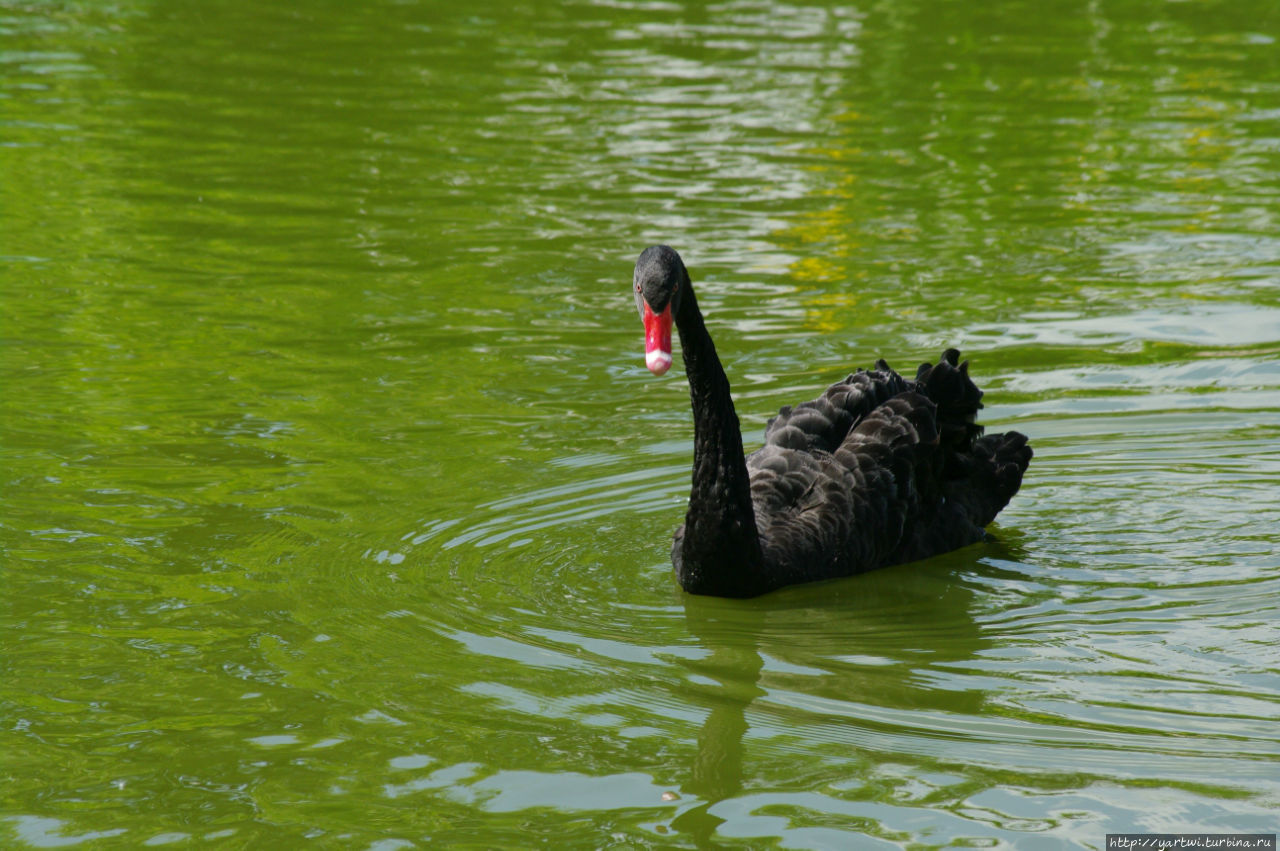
[633,245,1031,598]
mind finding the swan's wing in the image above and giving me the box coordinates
[748,392,943,582]
[762,363,911,454]
[764,348,982,457]
[748,350,1031,583]
[748,348,1033,580]
[747,445,861,583]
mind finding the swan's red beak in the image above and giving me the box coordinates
[643,302,674,375]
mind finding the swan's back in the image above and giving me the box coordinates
[742,350,1030,583]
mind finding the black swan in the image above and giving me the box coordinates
[633,245,1032,598]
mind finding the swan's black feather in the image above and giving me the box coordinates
[686,350,1031,593]
[763,365,910,453]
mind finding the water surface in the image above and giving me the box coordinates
[3,0,1279,847]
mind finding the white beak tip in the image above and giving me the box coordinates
[646,350,673,375]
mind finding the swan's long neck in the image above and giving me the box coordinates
[674,284,766,597]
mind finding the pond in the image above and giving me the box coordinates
[3,0,1278,847]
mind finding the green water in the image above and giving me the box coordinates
[4,0,1279,846]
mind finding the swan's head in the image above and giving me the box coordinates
[633,245,688,376]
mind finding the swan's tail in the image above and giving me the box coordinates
[961,430,1033,526]
[912,349,1032,526]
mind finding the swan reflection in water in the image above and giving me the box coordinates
[665,546,1008,844]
